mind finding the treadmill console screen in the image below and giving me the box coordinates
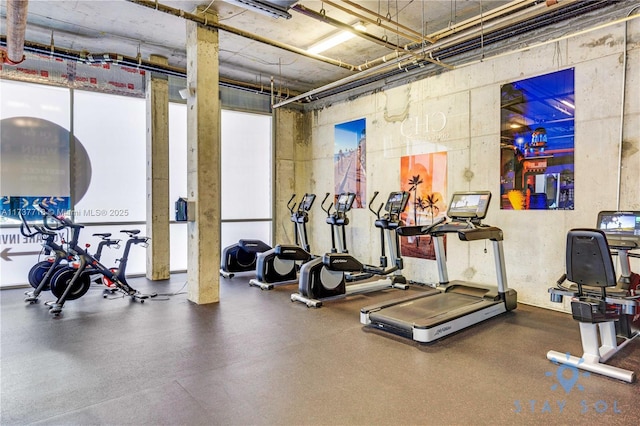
[335,193,356,213]
[299,194,316,212]
[447,191,492,220]
[385,191,410,214]
[596,211,640,245]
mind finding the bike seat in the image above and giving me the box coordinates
[121,229,140,235]
[93,233,112,238]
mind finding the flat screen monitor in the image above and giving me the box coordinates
[596,211,640,245]
[447,191,492,220]
[336,193,355,213]
[299,193,316,212]
[385,191,410,214]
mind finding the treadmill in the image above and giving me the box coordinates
[360,191,517,343]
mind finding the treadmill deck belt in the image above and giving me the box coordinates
[369,292,497,329]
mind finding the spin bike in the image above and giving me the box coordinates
[249,193,321,290]
[291,191,410,308]
[99,229,151,297]
[20,211,68,304]
[20,211,122,303]
[38,204,150,315]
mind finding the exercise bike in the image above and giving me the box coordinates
[291,191,410,308]
[20,211,69,304]
[38,204,151,316]
[249,193,321,290]
[547,210,640,382]
[98,229,150,297]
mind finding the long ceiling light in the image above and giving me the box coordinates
[307,22,366,55]
[222,0,292,19]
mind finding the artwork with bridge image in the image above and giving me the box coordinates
[334,118,366,209]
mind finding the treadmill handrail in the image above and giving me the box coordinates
[397,216,446,236]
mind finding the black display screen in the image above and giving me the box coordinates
[447,191,492,219]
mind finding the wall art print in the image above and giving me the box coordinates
[334,118,366,208]
[500,68,575,210]
[399,152,447,260]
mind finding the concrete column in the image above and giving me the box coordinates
[185,19,220,304]
[145,54,170,281]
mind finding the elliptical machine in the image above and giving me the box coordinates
[249,193,321,290]
[220,239,272,278]
[324,192,356,253]
[291,191,410,308]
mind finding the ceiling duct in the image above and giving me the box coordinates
[2,0,29,65]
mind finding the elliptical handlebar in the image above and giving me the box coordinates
[287,194,297,215]
[321,192,333,217]
[368,191,383,219]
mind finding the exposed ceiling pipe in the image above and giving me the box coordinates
[291,4,451,71]
[0,36,302,97]
[339,0,436,43]
[125,0,358,72]
[350,0,576,72]
[273,0,617,108]
[291,4,407,52]
[2,0,29,65]
[319,0,432,44]
[428,0,538,41]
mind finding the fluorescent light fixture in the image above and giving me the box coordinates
[307,22,367,55]
[560,99,575,109]
[222,0,292,19]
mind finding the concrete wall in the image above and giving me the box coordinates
[279,19,640,310]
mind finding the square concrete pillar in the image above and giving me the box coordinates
[185,20,221,304]
[145,54,171,281]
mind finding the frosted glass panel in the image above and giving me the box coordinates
[170,222,188,271]
[73,91,146,222]
[221,221,272,249]
[169,103,188,218]
[0,80,71,223]
[221,110,272,219]
[0,80,69,124]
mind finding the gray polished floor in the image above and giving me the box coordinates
[1,274,638,425]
